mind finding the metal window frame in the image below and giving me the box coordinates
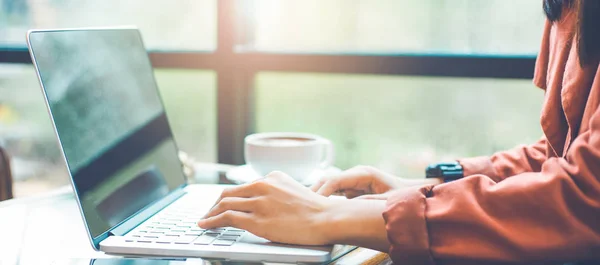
[0,0,536,165]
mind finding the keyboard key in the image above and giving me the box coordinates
[174,236,199,244]
[227,228,245,232]
[193,236,216,245]
[185,233,202,236]
[213,240,235,246]
[186,216,203,219]
[137,240,152,243]
[218,235,239,241]
[156,235,178,243]
[204,232,221,237]
[143,235,159,239]
[222,231,244,236]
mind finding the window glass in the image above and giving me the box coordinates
[0,0,216,50]
[255,72,543,178]
[155,69,217,164]
[0,64,216,197]
[237,0,545,55]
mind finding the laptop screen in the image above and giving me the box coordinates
[28,28,187,238]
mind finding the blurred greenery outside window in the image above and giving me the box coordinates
[1,0,545,197]
[236,0,544,55]
[0,0,216,50]
[244,0,545,177]
[255,72,543,177]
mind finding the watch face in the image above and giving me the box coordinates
[426,166,443,178]
[426,162,463,180]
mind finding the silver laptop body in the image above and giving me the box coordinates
[26,27,353,264]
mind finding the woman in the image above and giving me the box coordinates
[198,1,600,264]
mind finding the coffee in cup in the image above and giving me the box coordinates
[244,132,334,182]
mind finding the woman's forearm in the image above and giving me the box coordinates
[321,198,390,252]
[400,177,443,187]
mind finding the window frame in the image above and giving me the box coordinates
[0,0,537,165]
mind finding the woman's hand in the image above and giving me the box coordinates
[197,171,390,251]
[311,165,442,198]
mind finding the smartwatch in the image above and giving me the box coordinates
[425,161,463,182]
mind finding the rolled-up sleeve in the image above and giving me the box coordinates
[383,109,600,264]
[383,185,436,265]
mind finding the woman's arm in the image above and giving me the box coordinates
[458,137,548,182]
[383,108,600,264]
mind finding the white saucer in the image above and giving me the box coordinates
[226,165,342,186]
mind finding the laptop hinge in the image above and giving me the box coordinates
[109,186,187,236]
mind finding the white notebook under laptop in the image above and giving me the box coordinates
[26,27,353,263]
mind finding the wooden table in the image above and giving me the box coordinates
[0,163,392,265]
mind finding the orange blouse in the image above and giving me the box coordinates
[383,9,600,265]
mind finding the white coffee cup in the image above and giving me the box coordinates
[244,132,335,181]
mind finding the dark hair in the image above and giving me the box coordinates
[544,0,600,66]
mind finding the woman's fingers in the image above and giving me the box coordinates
[204,197,257,219]
[218,181,265,201]
[202,181,267,220]
[310,178,327,192]
[316,178,342,197]
[354,193,389,200]
[315,166,373,196]
[209,180,268,208]
[198,210,253,229]
[343,189,365,199]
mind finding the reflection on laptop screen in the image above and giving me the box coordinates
[28,29,186,237]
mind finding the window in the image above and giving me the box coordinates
[0,64,64,196]
[0,0,217,50]
[255,72,543,177]
[155,69,217,163]
[1,1,545,197]
[236,0,545,55]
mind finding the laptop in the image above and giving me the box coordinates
[26,27,353,263]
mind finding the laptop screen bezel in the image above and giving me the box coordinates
[25,27,189,250]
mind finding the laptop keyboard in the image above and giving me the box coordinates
[124,196,246,246]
